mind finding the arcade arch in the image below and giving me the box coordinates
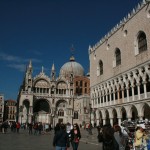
[33,99,50,113]
[22,100,30,123]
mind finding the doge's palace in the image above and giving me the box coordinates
[89,0,150,126]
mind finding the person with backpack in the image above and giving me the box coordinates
[102,124,119,150]
[53,124,69,150]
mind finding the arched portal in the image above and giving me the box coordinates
[99,111,103,126]
[113,109,118,125]
[131,105,138,121]
[21,100,30,123]
[33,99,50,123]
[121,107,127,121]
[143,103,150,120]
[106,110,110,125]
[33,99,50,113]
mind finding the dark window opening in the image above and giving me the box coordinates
[138,32,147,53]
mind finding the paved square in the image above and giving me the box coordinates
[0,128,101,150]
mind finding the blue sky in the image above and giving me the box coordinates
[0,0,141,100]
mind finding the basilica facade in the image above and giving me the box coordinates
[17,56,90,126]
[89,0,150,126]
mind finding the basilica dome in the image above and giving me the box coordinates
[59,56,84,77]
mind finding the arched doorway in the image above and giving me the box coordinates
[33,99,50,123]
[143,103,150,120]
[121,107,127,121]
[106,110,110,125]
[22,100,30,123]
[113,109,118,125]
[131,105,138,121]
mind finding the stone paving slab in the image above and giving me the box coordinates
[0,128,101,150]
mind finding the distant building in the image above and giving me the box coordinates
[17,55,90,126]
[0,94,4,123]
[4,100,17,123]
[89,1,150,126]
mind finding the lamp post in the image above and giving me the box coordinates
[89,103,92,125]
[72,96,74,125]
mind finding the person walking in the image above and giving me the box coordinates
[134,124,148,150]
[16,122,21,133]
[113,125,127,150]
[70,123,81,150]
[102,124,119,150]
[53,124,69,150]
[38,122,43,135]
[28,123,33,135]
[54,123,61,134]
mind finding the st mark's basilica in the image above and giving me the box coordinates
[17,55,90,126]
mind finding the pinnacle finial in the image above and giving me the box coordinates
[29,60,32,68]
[42,66,44,73]
[70,44,75,56]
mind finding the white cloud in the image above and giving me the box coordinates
[0,52,43,72]
[32,50,42,56]
[7,64,26,72]
[0,52,42,63]
[0,52,22,62]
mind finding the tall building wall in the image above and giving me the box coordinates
[90,3,150,87]
[89,1,150,126]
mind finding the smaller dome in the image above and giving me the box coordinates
[59,56,84,77]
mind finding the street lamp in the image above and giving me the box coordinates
[89,103,92,125]
[72,96,74,125]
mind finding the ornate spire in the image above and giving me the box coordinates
[29,60,32,68]
[42,66,44,73]
[70,44,75,56]
[51,62,56,81]
[51,62,55,71]
[70,45,75,62]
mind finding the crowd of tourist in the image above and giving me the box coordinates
[2,119,150,150]
[97,121,150,150]
[0,121,53,135]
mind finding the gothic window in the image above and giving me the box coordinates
[69,100,71,105]
[134,80,138,95]
[80,81,82,87]
[74,111,78,119]
[129,82,132,97]
[115,48,121,66]
[58,109,64,116]
[111,89,113,101]
[76,81,78,86]
[140,77,144,94]
[138,32,147,53]
[85,88,87,94]
[146,76,150,92]
[99,60,103,75]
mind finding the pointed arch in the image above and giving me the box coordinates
[99,60,103,75]
[138,31,147,53]
[115,48,121,66]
